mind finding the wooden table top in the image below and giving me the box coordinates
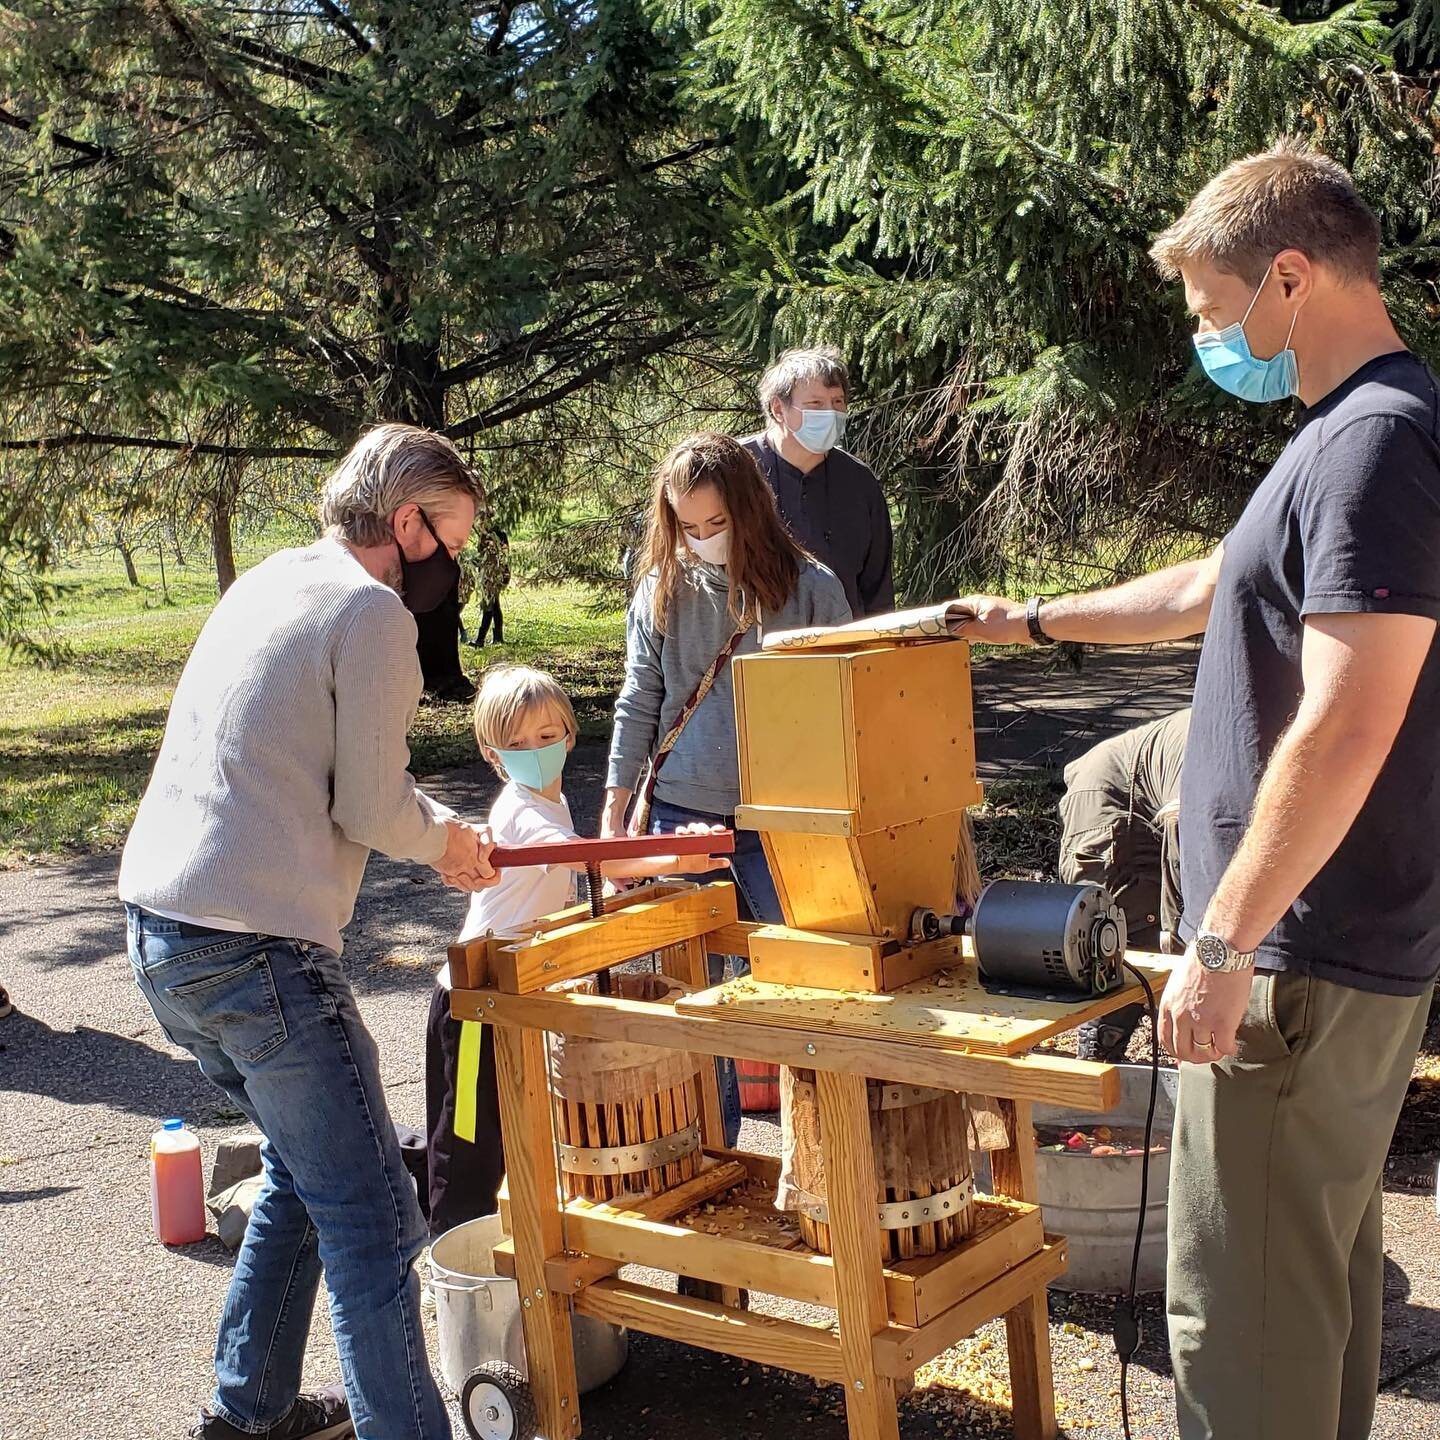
[674,954,1170,1058]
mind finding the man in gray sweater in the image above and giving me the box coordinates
[120,424,496,1440]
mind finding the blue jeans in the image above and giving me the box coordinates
[126,906,449,1440]
[649,799,783,1147]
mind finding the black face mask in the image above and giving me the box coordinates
[395,509,460,614]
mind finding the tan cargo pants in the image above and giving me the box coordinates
[1167,969,1431,1439]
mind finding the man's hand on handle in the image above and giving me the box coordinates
[433,820,499,892]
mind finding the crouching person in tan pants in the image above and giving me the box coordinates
[953,139,1440,1439]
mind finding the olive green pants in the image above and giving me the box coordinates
[1167,970,1431,1440]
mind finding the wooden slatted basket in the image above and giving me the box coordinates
[547,973,705,1203]
[778,1066,976,1261]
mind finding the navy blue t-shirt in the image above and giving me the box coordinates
[1180,351,1440,997]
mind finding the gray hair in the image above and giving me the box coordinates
[318,423,486,547]
[758,346,850,419]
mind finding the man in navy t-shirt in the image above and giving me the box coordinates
[954,140,1439,1440]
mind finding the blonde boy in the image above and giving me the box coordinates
[425,666,722,1236]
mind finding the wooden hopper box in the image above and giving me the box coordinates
[733,639,983,943]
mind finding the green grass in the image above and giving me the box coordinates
[0,544,625,867]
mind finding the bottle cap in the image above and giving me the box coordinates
[163,1118,184,1131]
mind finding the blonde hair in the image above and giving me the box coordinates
[1150,138,1381,287]
[473,666,577,778]
[319,423,486,547]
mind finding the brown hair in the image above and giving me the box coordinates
[473,665,576,780]
[639,432,808,632]
[319,423,486,548]
[1149,138,1381,287]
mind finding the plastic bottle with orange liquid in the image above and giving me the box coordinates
[150,1117,206,1244]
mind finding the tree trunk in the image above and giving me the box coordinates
[117,542,140,587]
[212,495,238,595]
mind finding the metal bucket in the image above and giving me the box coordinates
[428,1214,628,1395]
[1033,1064,1179,1293]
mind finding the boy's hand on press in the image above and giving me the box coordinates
[673,853,731,875]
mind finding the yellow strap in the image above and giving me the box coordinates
[454,1020,483,1144]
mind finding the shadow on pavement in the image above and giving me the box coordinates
[1381,1252,1440,1388]
[568,1330,1022,1440]
[170,1236,241,1270]
[0,1185,81,1204]
[0,1014,216,1120]
[0,852,126,968]
[1049,1287,1173,1380]
[973,643,1199,779]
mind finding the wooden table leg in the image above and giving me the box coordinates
[816,1070,901,1440]
[494,1024,581,1439]
[664,937,735,1303]
[990,1098,1056,1440]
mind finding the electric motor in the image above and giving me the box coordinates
[970,880,1126,998]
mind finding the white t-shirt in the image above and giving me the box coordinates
[439,783,579,988]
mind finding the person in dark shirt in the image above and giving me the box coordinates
[1061,708,1190,1061]
[953,141,1439,1440]
[414,577,475,703]
[743,346,895,616]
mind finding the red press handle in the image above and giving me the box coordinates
[489,830,736,869]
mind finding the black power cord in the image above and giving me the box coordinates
[1114,960,1161,1440]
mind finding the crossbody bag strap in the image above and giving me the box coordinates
[631,621,750,833]
[653,621,750,773]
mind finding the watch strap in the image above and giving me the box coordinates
[1025,595,1055,646]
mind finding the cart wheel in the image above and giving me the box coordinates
[460,1361,537,1440]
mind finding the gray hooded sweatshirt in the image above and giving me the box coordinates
[607,558,852,816]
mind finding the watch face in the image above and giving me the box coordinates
[1196,934,1228,971]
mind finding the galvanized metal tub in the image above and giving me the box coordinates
[1033,1064,1178,1293]
[428,1213,628,1395]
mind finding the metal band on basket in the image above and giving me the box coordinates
[798,1174,975,1230]
[870,1083,954,1112]
[556,1120,701,1176]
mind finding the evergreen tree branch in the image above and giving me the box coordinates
[151,0,383,277]
[313,0,374,56]
[487,0,518,57]
[448,323,694,438]
[217,32,352,93]
[547,136,733,200]
[0,433,337,459]
[0,106,120,167]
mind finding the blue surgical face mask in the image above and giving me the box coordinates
[790,407,847,455]
[496,737,569,792]
[1192,264,1302,403]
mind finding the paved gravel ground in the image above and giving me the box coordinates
[3,645,1437,1440]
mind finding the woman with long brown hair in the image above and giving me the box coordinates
[602,432,850,1142]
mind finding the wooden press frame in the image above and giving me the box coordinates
[449,904,1145,1440]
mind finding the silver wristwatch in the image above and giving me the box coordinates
[1194,930,1256,973]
